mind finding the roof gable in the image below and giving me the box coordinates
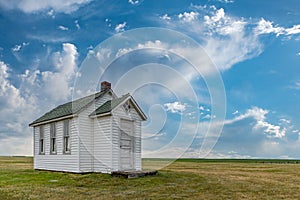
[90,94,147,120]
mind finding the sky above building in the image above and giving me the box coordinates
[1,0,300,158]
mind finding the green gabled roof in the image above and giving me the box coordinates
[90,93,130,116]
[29,90,107,126]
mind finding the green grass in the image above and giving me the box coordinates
[1,157,300,199]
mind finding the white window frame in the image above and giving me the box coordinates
[63,120,71,154]
[123,100,131,113]
[39,126,45,155]
[50,123,57,154]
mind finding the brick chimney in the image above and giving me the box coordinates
[101,81,111,91]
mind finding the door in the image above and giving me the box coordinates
[120,119,134,170]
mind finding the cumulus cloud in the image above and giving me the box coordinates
[128,0,139,5]
[285,25,300,35]
[225,107,286,138]
[164,102,187,113]
[0,0,92,14]
[0,61,37,156]
[11,42,29,52]
[0,43,79,155]
[160,14,171,20]
[116,40,166,57]
[254,18,284,36]
[0,62,25,109]
[255,18,300,37]
[41,43,78,101]
[20,43,79,104]
[160,7,300,71]
[202,8,262,70]
[161,7,263,71]
[12,45,21,52]
[178,11,198,22]
[190,106,299,158]
[115,22,127,33]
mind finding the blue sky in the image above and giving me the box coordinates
[1,0,300,159]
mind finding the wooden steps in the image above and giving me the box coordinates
[111,170,158,178]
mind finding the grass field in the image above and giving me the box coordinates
[1,157,300,199]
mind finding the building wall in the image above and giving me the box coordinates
[33,118,80,172]
[78,92,112,172]
[93,115,113,173]
[33,92,143,173]
[111,103,143,171]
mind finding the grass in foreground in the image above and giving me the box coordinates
[1,157,300,199]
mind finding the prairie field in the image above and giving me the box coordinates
[1,157,300,199]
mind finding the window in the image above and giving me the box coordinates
[123,101,131,113]
[63,120,71,154]
[50,123,56,154]
[39,126,45,154]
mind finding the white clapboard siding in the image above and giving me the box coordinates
[130,108,142,170]
[34,118,80,172]
[33,91,144,173]
[93,116,112,173]
[111,104,143,171]
[78,92,112,172]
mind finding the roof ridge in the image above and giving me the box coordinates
[89,93,131,116]
[29,90,109,126]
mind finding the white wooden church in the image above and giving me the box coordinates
[29,81,146,173]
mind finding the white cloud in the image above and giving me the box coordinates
[255,18,284,36]
[202,8,261,70]
[95,48,111,62]
[116,40,166,57]
[161,7,300,71]
[164,102,187,113]
[12,45,21,52]
[162,7,263,71]
[225,107,286,138]
[285,25,300,35]
[202,114,211,119]
[12,42,29,52]
[74,20,80,29]
[128,0,139,5]
[0,62,25,109]
[288,81,300,90]
[255,18,300,37]
[232,110,239,115]
[204,8,226,26]
[0,0,92,14]
[0,136,32,156]
[20,43,78,104]
[58,25,69,31]
[27,34,70,43]
[47,9,55,18]
[218,0,234,3]
[254,121,286,138]
[41,43,78,101]
[178,11,199,22]
[199,106,205,111]
[160,14,171,20]
[115,22,127,33]
[0,61,38,155]
[279,118,291,124]
[0,43,79,155]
